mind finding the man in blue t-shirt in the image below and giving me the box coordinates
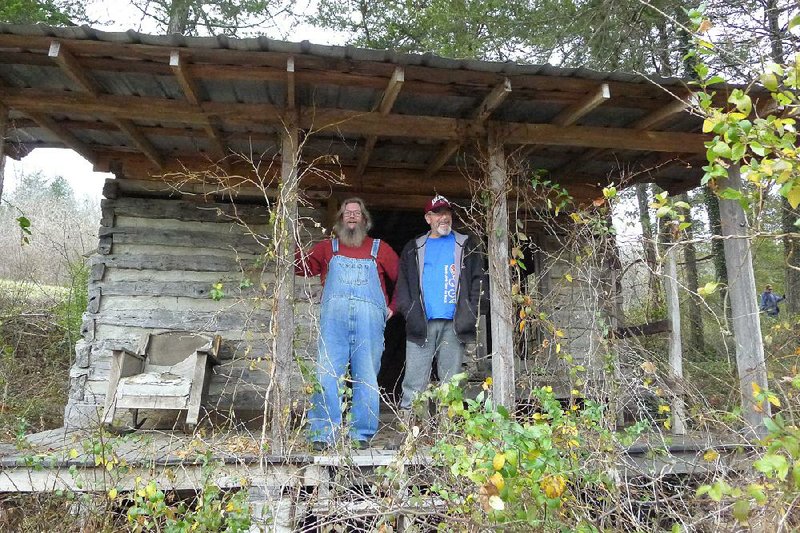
[393,195,487,425]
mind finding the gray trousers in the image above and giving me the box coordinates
[400,319,464,410]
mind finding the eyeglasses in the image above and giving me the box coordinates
[344,210,362,218]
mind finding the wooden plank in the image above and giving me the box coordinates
[48,40,101,96]
[718,165,770,437]
[25,112,95,162]
[425,78,511,178]
[487,127,514,410]
[664,244,686,435]
[355,66,404,177]
[271,115,299,453]
[91,253,256,273]
[92,309,272,331]
[102,197,273,224]
[97,226,267,253]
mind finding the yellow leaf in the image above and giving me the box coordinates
[519,321,526,332]
[787,186,800,209]
[540,475,567,498]
[702,118,715,133]
[751,382,762,398]
[555,343,561,354]
[768,394,782,407]
[658,404,671,414]
[703,450,720,462]
[69,448,79,459]
[493,453,506,471]
[564,273,573,282]
[555,330,565,338]
[108,488,118,500]
[640,361,656,374]
[490,472,505,491]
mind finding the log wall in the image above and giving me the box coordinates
[64,181,324,428]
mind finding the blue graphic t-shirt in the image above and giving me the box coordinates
[422,233,457,320]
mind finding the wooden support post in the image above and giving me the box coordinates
[487,127,515,411]
[269,114,299,453]
[663,242,686,435]
[718,165,770,437]
[0,102,7,203]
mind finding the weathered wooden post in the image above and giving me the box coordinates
[269,110,299,454]
[0,102,7,203]
[663,241,686,435]
[487,126,515,411]
[718,165,770,437]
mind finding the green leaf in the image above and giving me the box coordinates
[712,140,731,158]
[760,72,779,92]
[732,500,750,524]
[754,453,789,480]
[656,206,671,218]
[750,142,766,156]
[789,14,800,30]
[717,188,742,201]
[730,142,746,162]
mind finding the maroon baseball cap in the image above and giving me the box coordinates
[424,195,452,213]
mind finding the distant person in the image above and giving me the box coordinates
[296,198,398,450]
[760,284,785,317]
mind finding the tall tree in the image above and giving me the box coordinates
[636,182,662,315]
[0,0,88,25]
[129,0,293,36]
[677,192,704,354]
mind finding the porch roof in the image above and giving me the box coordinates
[0,24,740,205]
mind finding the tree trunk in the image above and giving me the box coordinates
[677,193,703,354]
[766,0,800,314]
[167,0,191,34]
[703,186,730,315]
[636,183,662,314]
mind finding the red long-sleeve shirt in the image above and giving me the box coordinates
[295,237,399,312]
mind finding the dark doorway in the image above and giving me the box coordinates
[369,208,429,403]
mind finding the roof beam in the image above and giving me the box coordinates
[26,112,95,162]
[551,83,611,127]
[1,88,709,153]
[520,83,611,160]
[554,95,695,176]
[170,50,226,162]
[425,78,511,177]
[355,66,404,177]
[48,41,101,97]
[49,43,164,169]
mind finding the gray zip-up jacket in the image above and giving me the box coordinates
[395,230,487,346]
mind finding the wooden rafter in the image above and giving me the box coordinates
[112,118,163,169]
[26,112,95,162]
[170,50,227,162]
[48,41,100,96]
[355,66,404,177]
[554,95,695,176]
[50,40,164,168]
[520,83,610,160]
[425,78,511,178]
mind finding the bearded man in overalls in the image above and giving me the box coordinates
[296,198,399,450]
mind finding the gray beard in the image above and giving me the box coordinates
[335,221,367,248]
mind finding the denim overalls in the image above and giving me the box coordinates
[309,238,388,444]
